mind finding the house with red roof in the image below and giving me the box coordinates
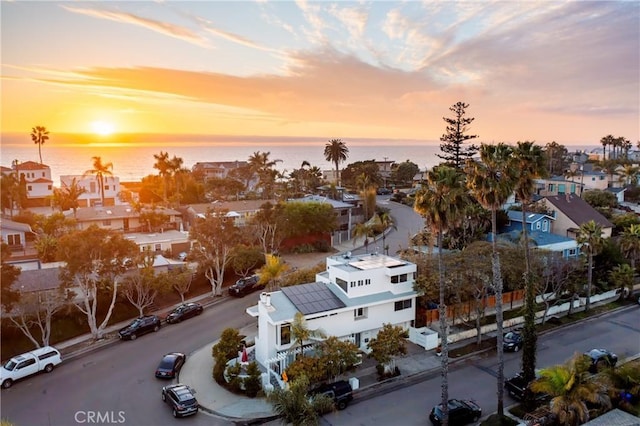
[13,161,53,207]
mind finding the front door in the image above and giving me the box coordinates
[123,218,129,231]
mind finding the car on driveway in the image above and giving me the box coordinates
[161,383,199,418]
[229,275,261,297]
[165,303,203,324]
[583,348,618,373]
[118,315,161,340]
[429,398,481,426]
[503,330,523,352]
[155,352,186,379]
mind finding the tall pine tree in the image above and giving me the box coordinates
[437,101,479,169]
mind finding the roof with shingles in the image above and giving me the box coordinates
[72,205,181,221]
[14,161,50,170]
[188,200,277,215]
[544,194,613,229]
[12,267,61,292]
[0,218,34,233]
[581,408,640,425]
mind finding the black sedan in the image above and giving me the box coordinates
[429,399,481,426]
[155,352,186,379]
[118,315,161,340]
[165,302,203,324]
[229,275,261,297]
[584,348,618,373]
[503,331,523,352]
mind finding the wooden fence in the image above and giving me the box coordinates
[424,289,525,325]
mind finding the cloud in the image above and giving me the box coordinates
[61,5,211,48]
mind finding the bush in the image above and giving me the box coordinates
[244,362,262,397]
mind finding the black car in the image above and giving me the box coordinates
[429,399,481,426]
[166,303,203,324]
[161,383,199,418]
[310,380,353,410]
[376,187,392,195]
[155,352,186,379]
[118,315,161,340]
[503,331,523,352]
[583,348,618,373]
[229,275,261,297]
[504,372,549,402]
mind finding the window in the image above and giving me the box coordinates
[27,185,32,191]
[547,184,555,192]
[102,220,111,226]
[38,351,59,360]
[155,244,162,252]
[280,324,291,345]
[365,279,371,286]
[542,220,548,232]
[394,299,412,311]
[105,185,110,190]
[7,234,21,245]
[48,185,52,190]
[558,184,566,194]
[391,274,408,284]
[568,248,577,256]
[354,307,367,319]
[41,172,45,177]
[17,359,36,369]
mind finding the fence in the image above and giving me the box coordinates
[424,289,525,325]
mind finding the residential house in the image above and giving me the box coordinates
[185,200,277,230]
[540,194,614,239]
[192,161,247,180]
[0,218,35,254]
[60,174,121,207]
[70,205,183,233]
[535,176,583,197]
[124,230,192,258]
[13,161,53,207]
[501,211,579,258]
[246,252,417,375]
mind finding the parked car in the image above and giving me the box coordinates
[1,346,62,389]
[161,383,199,418]
[310,380,353,410]
[155,352,186,379]
[165,303,203,324]
[376,187,392,195]
[228,275,261,298]
[583,348,618,373]
[503,330,523,352]
[429,398,482,426]
[118,315,161,340]
[504,372,549,402]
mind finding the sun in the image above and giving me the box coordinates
[91,121,115,136]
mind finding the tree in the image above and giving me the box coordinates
[576,220,605,312]
[212,328,245,383]
[376,212,396,255]
[620,223,640,273]
[248,151,282,199]
[83,156,114,206]
[33,212,76,263]
[610,263,634,302]
[351,222,375,253]
[121,249,169,316]
[153,151,171,205]
[290,311,326,357]
[391,160,419,186]
[7,288,67,348]
[1,242,21,312]
[536,252,581,324]
[437,102,479,169]
[1,173,23,218]
[230,245,264,278]
[31,125,49,164]
[600,134,615,160]
[466,143,516,418]
[166,267,193,303]
[52,178,86,216]
[414,164,468,425]
[617,164,640,186]
[267,374,334,426]
[543,141,568,176]
[367,323,407,375]
[530,354,611,425]
[258,253,289,292]
[324,139,349,187]
[57,226,139,340]
[190,209,239,297]
[512,141,547,390]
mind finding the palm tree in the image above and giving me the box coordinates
[267,374,333,426]
[83,156,113,206]
[376,212,397,255]
[610,263,634,301]
[530,354,611,426]
[153,151,171,204]
[617,164,640,186]
[31,126,49,164]
[248,151,282,198]
[512,141,546,391]
[600,134,615,160]
[258,253,289,291]
[466,143,516,418]
[414,165,468,426]
[576,220,604,312]
[620,223,640,273]
[324,139,349,187]
[291,311,326,357]
[53,177,87,216]
[352,222,374,253]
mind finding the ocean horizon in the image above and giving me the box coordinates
[0,134,599,185]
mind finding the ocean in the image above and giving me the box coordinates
[0,139,598,185]
[0,142,446,184]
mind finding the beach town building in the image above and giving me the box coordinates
[11,161,53,207]
[60,174,121,207]
[539,194,614,239]
[246,252,417,378]
[69,205,183,234]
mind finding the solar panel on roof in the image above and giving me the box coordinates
[349,256,405,270]
[281,282,345,315]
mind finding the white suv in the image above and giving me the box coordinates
[1,346,62,389]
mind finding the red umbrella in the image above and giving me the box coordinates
[241,346,248,363]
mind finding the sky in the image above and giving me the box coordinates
[1,1,638,146]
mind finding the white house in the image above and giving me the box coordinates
[246,252,417,374]
[13,161,54,207]
[60,174,121,207]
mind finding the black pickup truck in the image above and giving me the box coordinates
[504,372,549,402]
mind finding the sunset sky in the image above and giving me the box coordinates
[1,1,638,146]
